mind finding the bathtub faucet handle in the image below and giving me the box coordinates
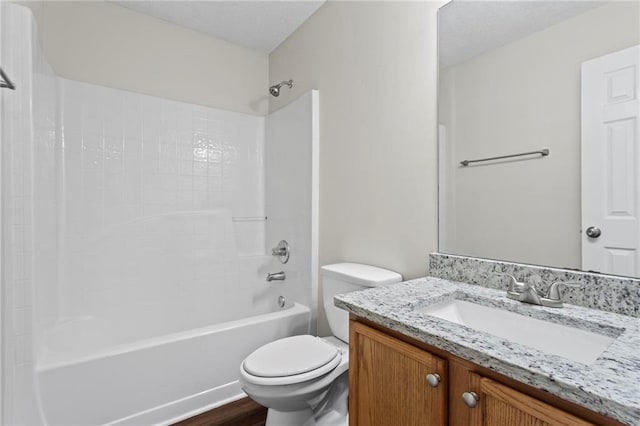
[271,240,290,264]
[267,271,286,282]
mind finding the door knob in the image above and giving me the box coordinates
[426,373,441,388]
[586,226,602,238]
[462,391,479,408]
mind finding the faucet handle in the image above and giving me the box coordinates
[496,273,526,292]
[545,281,581,301]
[271,240,290,264]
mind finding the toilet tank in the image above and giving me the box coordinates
[321,263,402,343]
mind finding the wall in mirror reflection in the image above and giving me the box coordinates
[438,1,640,276]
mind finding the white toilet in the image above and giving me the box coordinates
[239,263,402,426]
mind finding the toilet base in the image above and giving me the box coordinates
[264,370,349,426]
[266,408,315,426]
[265,408,348,426]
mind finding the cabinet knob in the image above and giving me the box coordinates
[462,391,479,408]
[426,373,441,388]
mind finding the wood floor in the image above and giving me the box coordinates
[173,398,267,426]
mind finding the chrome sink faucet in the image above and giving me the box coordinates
[496,273,580,308]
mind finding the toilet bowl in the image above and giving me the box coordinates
[240,336,349,425]
[239,263,402,426]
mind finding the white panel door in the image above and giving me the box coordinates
[582,45,640,276]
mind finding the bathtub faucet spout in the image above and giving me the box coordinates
[267,271,286,282]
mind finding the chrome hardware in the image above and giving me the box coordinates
[515,282,544,305]
[271,240,290,264]
[426,373,441,388]
[586,226,602,238]
[278,295,286,308]
[498,273,580,308]
[542,281,582,308]
[460,148,549,167]
[267,271,286,282]
[269,80,293,97]
[462,392,479,408]
[496,273,526,294]
[0,67,16,90]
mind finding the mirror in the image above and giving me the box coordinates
[437,1,640,278]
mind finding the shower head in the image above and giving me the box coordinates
[269,79,293,97]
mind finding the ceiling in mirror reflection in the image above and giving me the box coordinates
[437,1,640,279]
[439,1,606,68]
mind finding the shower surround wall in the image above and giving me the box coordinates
[1,4,58,424]
[266,90,319,330]
[57,78,266,325]
[1,4,318,424]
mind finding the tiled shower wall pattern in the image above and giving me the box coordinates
[58,78,267,324]
[1,9,34,424]
[1,4,54,424]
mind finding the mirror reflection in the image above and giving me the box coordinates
[438,1,640,278]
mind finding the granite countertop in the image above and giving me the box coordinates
[334,277,640,425]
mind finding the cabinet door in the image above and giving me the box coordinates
[467,373,595,426]
[349,321,447,426]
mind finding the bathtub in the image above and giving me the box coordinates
[35,303,310,426]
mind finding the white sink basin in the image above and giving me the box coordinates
[418,299,616,365]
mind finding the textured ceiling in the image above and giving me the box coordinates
[439,1,606,68]
[113,1,325,53]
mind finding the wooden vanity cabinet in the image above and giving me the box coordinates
[349,319,621,426]
[349,320,447,426]
[465,373,594,426]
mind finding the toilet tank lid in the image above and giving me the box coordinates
[320,263,403,287]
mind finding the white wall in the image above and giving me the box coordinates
[18,1,269,115]
[440,2,640,269]
[269,1,443,335]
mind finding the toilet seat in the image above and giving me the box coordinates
[240,336,342,386]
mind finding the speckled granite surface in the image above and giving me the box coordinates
[335,277,640,425]
[429,253,640,317]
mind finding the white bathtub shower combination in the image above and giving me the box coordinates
[0,4,319,425]
[38,303,311,425]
